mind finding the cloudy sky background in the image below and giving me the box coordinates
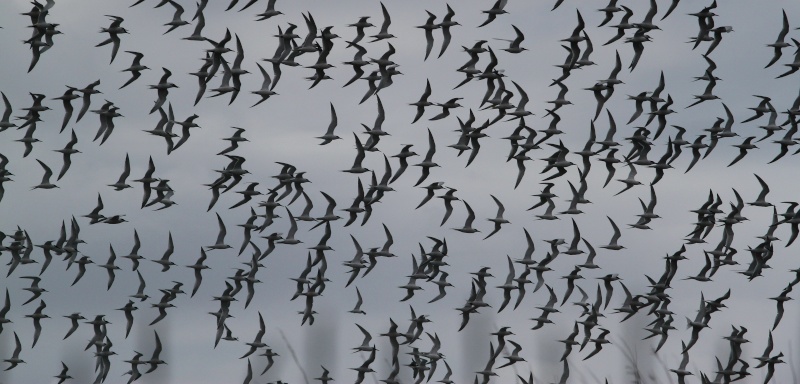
[2,0,800,383]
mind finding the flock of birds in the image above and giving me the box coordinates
[3,0,800,383]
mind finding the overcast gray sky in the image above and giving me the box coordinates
[2,0,800,383]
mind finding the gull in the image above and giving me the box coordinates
[559,266,584,306]
[25,299,49,347]
[706,26,734,55]
[351,348,376,384]
[768,117,798,163]
[182,4,206,41]
[755,331,776,368]
[149,291,176,326]
[496,340,525,368]
[742,95,773,124]
[410,80,434,123]
[599,48,624,84]
[317,103,340,144]
[349,287,366,314]
[693,54,720,83]
[558,322,581,361]
[685,135,708,172]
[14,124,41,157]
[240,312,267,359]
[54,361,72,384]
[563,219,584,255]
[362,96,390,151]
[370,3,395,42]
[583,328,611,360]
[604,5,634,46]
[143,105,178,154]
[600,216,625,250]
[98,245,122,290]
[506,81,533,120]
[684,251,713,282]
[152,232,176,272]
[598,0,622,27]
[187,249,210,297]
[761,352,785,384]
[497,25,526,54]
[75,80,101,123]
[237,208,258,254]
[634,0,660,31]
[342,42,370,88]
[97,16,127,63]
[32,159,58,190]
[129,271,149,302]
[21,276,46,306]
[437,4,460,57]
[418,11,438,60]
[453,200,479,234]
[0,92,18,134]
[429,97,462,121]
[748,174,772,207]
[251,63,277,107]
[561,10,586,69]
[614,163,640,195]
[728,136,758,167]
[0,289,10,333]
[546,81,572,112]
[398,259,423,302]
[484,195,510,239]
[208,58,237,101]
[478,0,508,28]
[354,324,377,353]
[163,0,190,34]
[218,127,248,156]
[149,67,178,114]
[766,10,791,68]
[122,230,145,271]
[259,349,279,375]
[358,70,381,104]
[71,256,93,286]
[778,39,800,78]
[312,191,341,228]
[341,180,365,226]
[627,91,650,124]
[414,129,439,186]
[191,54,213,105]
[54,129,80,180]
[429,271,453,303]
[277,208,302,245]
[145,331,166,373]
[390,144,417,184]
[342,133,370,174]
[528,182,557,211]
[626,29,652,71]
[438,188,459,226]
[116,300,137,338]
[256,0,283,21]
[531,285,559,329]
[3,332,24,370]
[686,71,718,108]
[108,153,132,190]
[770,284,793,330]
[120,51,149,89]
[241,360,253,384]
[93,102,123,145]
[512,150,533,188]
[230,182,261,209]
[535,199,559,220]
[52,87,79,132]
